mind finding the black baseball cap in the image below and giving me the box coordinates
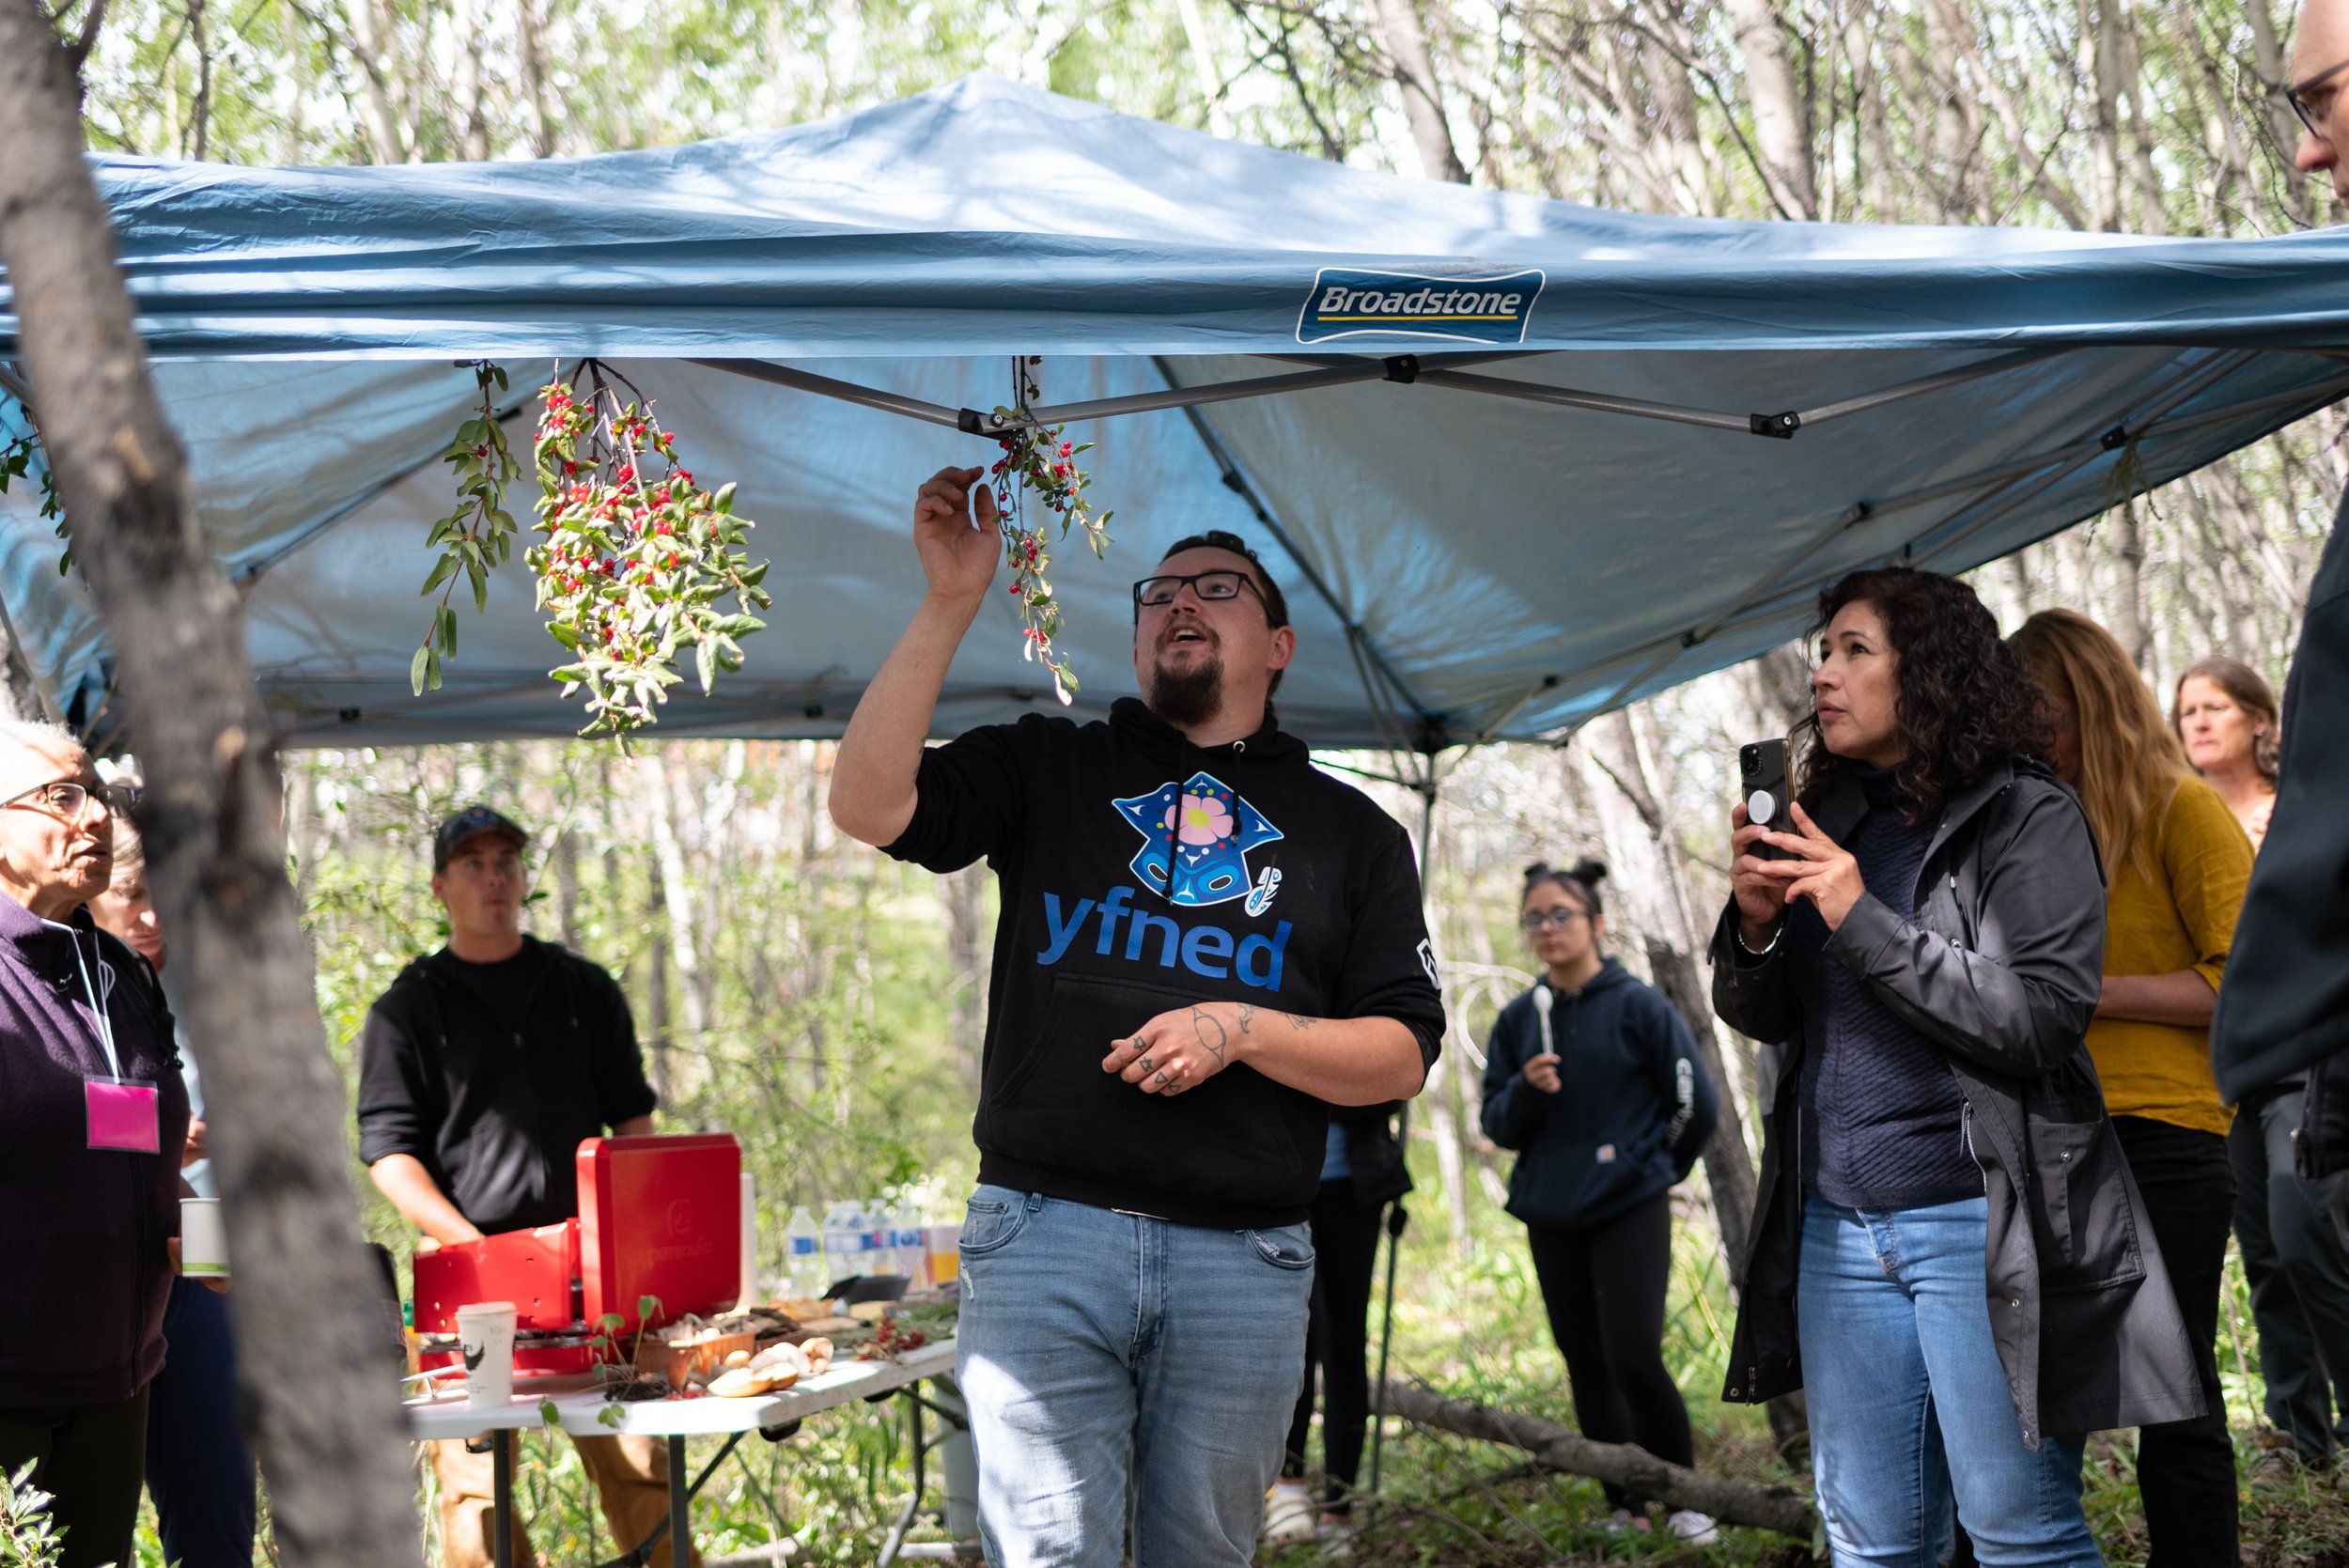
[432,805,527,871]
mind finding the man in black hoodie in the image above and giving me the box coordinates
[832,466,1445,1566]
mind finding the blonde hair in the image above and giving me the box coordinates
[2009,610,2192,887]
[109,816,146,879]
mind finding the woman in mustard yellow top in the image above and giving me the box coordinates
[2013,610,2253,1566]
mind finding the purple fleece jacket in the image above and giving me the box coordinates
[0,895,187,1407]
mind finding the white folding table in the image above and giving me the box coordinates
[407,1338,962,1567]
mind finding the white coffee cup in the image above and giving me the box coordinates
[179,1198,228,1278]
[455,1301,520,1409]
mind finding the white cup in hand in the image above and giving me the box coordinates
[455,1301,520,1409]
[179,1198,229,1278]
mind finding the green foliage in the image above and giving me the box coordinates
[414,362,521,694]
[0,1462,64,1568]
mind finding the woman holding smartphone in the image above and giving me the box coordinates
[1480,859,1718,1541]
[1714,567,2197,1565]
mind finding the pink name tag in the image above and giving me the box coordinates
[86,1079,161,1153]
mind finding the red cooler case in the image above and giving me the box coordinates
[578,1132,742,1332]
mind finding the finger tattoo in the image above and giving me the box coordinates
[1137,1056,1155,1074]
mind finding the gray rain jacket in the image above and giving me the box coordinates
[1712,757,2204,1444]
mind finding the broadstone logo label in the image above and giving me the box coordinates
[1298,267,1544,346]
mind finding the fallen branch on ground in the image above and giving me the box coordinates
[1378,1378,1817,1540]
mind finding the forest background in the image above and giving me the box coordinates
[60,0,2349,1559]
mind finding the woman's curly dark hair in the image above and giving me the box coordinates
[1793,567,2051,811]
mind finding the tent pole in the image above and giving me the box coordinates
[1366,771,1439,1517]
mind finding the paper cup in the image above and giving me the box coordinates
[179,1198,228,1278]
[455,1301,519,1409]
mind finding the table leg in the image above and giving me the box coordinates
[876,1389,926,1567]
[667,1434,690,1568]
[492,1433,515,1568]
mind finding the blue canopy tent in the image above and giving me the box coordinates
[5,72,2348,754]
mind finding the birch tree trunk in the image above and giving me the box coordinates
[0,9,419,1563]
[1725,0,1818,218]
[1364,0,1469,182]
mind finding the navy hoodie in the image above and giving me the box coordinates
[884,697,1446,1229]
[1479,959,1716,1230]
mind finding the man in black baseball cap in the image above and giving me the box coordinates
[355,806,681,1568]
[431,804,528,873]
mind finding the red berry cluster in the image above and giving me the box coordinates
[855,1317,929,1361]
[988,359,1112,705]
[524,365,772,744]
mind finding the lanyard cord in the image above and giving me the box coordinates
[43,919,120,1081]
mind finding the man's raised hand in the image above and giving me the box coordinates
[913,465,1002,603]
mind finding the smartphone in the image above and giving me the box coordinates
[1738,739,1791,861]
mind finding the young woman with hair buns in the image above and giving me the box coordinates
[1478,858,1719,1541]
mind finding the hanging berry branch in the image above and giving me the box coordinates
[527,361,771,745]
[0,419,66,574]
[988,357,1112,705]
[412,361,520,693]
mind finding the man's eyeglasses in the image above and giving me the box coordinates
[1,780,137,823]
[1132,570,1268,612]
[2286,56,2349,141]
[1520,908,1590,933]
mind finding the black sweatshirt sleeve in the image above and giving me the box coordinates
[1479,999,1548,1150]
[355,984,441,1168]
[584,962,658,1127]
[1641,989,1719,1176]
[880,718,1038,875]
[1333,823,1447,1077]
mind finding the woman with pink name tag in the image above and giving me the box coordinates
[0,722,187,1568]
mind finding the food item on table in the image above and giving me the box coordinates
[856,1318,927,1360]
[723,1349,751,1368]
[848,1301,891,1324]
[708,1367,776,1399]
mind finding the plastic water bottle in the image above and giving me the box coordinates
[785,1205,822,1297]
[866,1198,897,1274]
[822,1200,866,1284]
[893,1196,928,1284]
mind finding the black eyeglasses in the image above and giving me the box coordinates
[1520,908,1590,933]
[2286,55,2349,141]
[1132,570,1268,612]
[1,779,136,823]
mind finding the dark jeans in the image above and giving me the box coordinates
[2231,1087,2349,1461]
[1283,1176,1386,1514]
[2113,1115,2239,1565]
[1525,1190,1692,1511]
[0,1387,150,1568]
[147,1277,257,1568]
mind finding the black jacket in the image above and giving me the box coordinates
[883,698,1446,1230]
[2213,507,2349,1102]
[1480,959,1716,1230]
[1713,757,2204,1443]
[1330,1100,1413,1208]
[355,938,657,1235]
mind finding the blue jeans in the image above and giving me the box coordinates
[954,1187,1315,1567]
[145,1276,257,1568]
[1798,1195,2098,1566]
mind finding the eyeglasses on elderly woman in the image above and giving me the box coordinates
[1,780,138,823]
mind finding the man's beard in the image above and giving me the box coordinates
[1146,648,1224,728]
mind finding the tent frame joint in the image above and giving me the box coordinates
[1383,355,1423,385]
[1750,411,1801,439]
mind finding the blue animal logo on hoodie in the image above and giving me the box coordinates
[1112,770,1283,908]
